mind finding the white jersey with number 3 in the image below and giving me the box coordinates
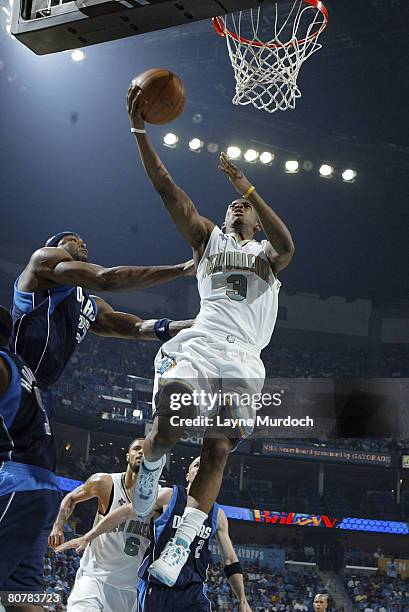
[194,225,280,351]
[78,473,150,590]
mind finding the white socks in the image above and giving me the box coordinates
[174,507,207,550]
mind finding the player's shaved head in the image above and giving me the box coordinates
[223,199,261,237]
[186,456,200,484]
[313,593,329,610]
[0,306,12,347]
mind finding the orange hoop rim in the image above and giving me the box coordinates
[212,0,328,49]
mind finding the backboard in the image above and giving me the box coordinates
[11,0,269,55]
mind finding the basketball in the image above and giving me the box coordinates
[131,68,186,125]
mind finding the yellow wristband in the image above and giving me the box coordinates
[242,185,255,199]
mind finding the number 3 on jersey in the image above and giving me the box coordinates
[226,274,248,301]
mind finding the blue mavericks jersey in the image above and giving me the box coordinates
[0,348,57,471]
[10,278,98,389]
[140,486,219,588]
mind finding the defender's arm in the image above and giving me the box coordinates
[91,297,194,340]
[19,248,193,293]
[216,509,252,611]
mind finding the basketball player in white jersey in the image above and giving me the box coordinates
[48,438,150,612]
[126,85,294,586]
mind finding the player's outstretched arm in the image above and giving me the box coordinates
[215,509,252,612]
[127,85,214,253]
[56,503,135,554]
[91,297,194,340]
[219,152,295,274]
[19,249,194,294]
[48,473,112,549]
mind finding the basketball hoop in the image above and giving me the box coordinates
[212,0,328,114]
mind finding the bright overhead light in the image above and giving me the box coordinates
[342,169,357,182]
[244,149,259,163]
[226,146,241,160]
[163,133,179,147]
[285,160,299,173]
[319,164,333,177]
[260,151,274,165]
[70,49,85,63]
[188,138,203,152]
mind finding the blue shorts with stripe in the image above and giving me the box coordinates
[0,461,62,591]
[137,580,212,612]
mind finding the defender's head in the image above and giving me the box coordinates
[126,438,144,473]
[186,456,200,485]
[313,594,329,611]
[0,306,12,347]
[45,231,88,262]
[222,199,261,237]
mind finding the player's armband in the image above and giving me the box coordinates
[154,319,173,342]
[224,561,243,578]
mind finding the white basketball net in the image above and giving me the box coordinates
[215,0,328,114]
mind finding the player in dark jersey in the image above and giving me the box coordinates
[11,231,194,391]
[58,457,252,612]
[0,305,62,611]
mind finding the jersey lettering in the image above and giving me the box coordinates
[76,288,96,344]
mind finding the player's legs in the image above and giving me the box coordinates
[0,489,61,612]
[67,571,104,612]
[132,383,190,517]
[141,583,211,612]
[187,435,233,513]
[0,490,61,590]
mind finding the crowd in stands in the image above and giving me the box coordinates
[43,546,80,611]
[345,573,409,611]
[206,564,330,611]
[42,548,332,612]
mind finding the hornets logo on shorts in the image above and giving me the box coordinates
[156,354,177,375]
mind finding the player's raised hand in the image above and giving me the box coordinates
[55,535,90,554]
[219,152,252,196]
[48,524,65,549]
[127,83,148,130]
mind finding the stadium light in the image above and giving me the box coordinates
[285,160,299,174]
[259,151,274,165]
[70,49,85,63]
[188,138,203,152]
[244,149,259,163]
[163,133,179,148]
[342,168,357,182]
[319,164,333,178]
[226,146,241,160]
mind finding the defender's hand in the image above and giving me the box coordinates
[179,259,195,277]
[219,152,252,196]
[127,84,148,131]
[238,600,252,612]
[56,535,90,554]
[48,524,65,549]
